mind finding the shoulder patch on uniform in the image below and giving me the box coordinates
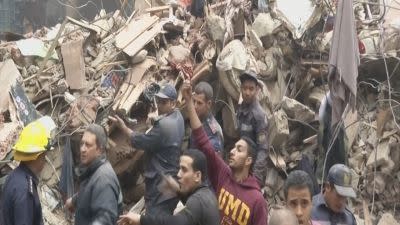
[28,176,33,194]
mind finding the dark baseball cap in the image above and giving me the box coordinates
[327,164,356,198]
[239,71,263,87]
[155,83,177,100]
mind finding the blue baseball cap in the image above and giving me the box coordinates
[155,83,177,100]
[327,164,356,198]
[239,71,263,87]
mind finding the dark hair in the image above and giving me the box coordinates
[183,149,208,182]
[239,136,257,170]
[85,124,107,152]
[283,170,314,199]
[194,81,213,101]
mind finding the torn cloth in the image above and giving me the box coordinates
[328,0,360,126]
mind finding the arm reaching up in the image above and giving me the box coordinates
[181,81,229,189]
[181,81,202,130]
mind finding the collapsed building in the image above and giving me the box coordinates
[0,0,400,224]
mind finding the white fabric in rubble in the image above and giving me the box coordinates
[216,40,249,71]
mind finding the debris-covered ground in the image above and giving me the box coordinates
[0,0,400,224]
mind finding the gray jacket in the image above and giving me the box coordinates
[73,156,122,225]
[311,193,356,225]
[131,109,184,213]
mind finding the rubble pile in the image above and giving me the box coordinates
[0,0,400,224]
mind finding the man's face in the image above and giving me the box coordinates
[228,139,252,170]
[80,131,102,166]
[240,80,259,104]
[177,155,201,195]
[193,93,211,120]
[156,97,175,115]
[286,186,312,225]
[324,184,347,213]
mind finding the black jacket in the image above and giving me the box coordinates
[73,155,122,225]
[1,164,43,225]
[140,185,220,225]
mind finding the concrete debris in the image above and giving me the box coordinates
[0,122,21,160]
[269,109,289,147]
[61,39,86,90]
[206,14,226,42]
[0,0,400,223]
[366,140,390,169]
[378,213,400,225]
[281,96,315,123]
[252,13,278,38]
[0,60,22,111]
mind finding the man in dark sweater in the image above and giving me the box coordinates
[117,149,220,225]
[182,81,268,225]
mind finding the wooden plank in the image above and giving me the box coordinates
[120,22,163,57]
[145,5,170,14]
[119,73,152,112]
[363,199,373,225]
[0,60,21,111]
[115,15,159,52]
[112,58,157,111]
[61,39,86,90]
[67,16,97,33]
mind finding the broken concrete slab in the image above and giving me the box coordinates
[168,45,192,64]
[131,50,148,64]
[367,173,386,195]
[281,96,315,123]
[206,14,226,42]
[366,140,390,168]
[252,13,278,38]
[307,85,329,109]
[269,109,290,147]
[0,60,21,111]
[61,39,87,90]
[344,110,360,150]
[15,38,59,60]
[0,122,21,160]
[115,15,160,56]
[378,213,400,225]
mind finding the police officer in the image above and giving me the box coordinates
[189,81,224,154]
[311,164,357,225]
[110,83,184,216]
[237,71,269,186]
[1,116,56,225]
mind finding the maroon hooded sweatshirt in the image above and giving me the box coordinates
[193,126,268,225]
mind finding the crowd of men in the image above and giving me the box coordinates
[0,71,358,225]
